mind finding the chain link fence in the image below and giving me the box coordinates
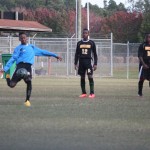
[0,35,140,79]
[113,43,140,79]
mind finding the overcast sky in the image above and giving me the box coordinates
[82,0,130,8]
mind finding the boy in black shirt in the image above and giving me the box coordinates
[74,29,97,98]
[138,33,150,96]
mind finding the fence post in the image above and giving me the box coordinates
[9,36,12,54]
[48,57,51,76]
[67,38,69,76]
[110,33,113,77]
[127,41,129,79]
[70,36,74,74]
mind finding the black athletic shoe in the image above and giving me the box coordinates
[138,92,143,97]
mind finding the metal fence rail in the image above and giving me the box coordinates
[0,35,140,79]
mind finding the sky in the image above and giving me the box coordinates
[82,0,129,8]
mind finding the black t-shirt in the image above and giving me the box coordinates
[74,39,97,65]
[138,42,150,65]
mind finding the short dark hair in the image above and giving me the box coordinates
[83,28,89,32]
[19,32,27,37]
[144,33,150,43]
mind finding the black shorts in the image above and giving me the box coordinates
[139,65,150,80]
[11,62,32,83]
[78,59,93,76]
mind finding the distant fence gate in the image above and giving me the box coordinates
[0,35,140,79]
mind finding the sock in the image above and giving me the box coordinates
[26,81,32,101]
[138,80,144,95]
[80,78,86,94]
[89,78,94,94]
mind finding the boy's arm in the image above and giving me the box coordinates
[92,41,98,71]
[74,43,79,70]
[3,57,16,72]
[33,45,62,61]
[3,47,20,72]
[138,44,149,69]
[139,57,149,69]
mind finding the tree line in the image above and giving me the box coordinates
[0,0,149,42]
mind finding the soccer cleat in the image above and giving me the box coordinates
[79,94,87,98]
[6,74,10,79]
[89,94,95,98]
[138,91,143,97]
[138,93,143,97]
[24,100,31,107]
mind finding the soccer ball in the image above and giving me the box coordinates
[16,68,28,78]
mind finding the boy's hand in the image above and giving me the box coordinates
[93,65,97,71]
[143,64,149,69]
[75,65,78,70]
[56,56,62,61]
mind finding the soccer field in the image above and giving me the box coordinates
[0,77,150,150]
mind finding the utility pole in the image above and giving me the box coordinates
[103,0,107,8]
[77,0,81,39]
[87,0,89,30]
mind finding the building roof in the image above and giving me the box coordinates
[0,19,52,32]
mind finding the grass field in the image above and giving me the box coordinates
[0,77,150,150]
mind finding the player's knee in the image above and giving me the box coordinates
[26,80,31,85]
[88,75,93,79]
[81,75,85,79]
[26,80,32,87]
[9,82,16,88]
[24,76,32,83]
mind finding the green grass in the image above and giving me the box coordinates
[113,65,138,79]
[0,77,150,150]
